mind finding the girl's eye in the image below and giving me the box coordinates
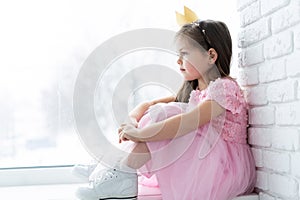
[179,52,188,57]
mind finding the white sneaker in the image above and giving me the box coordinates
[71,163,98,181]
[76,167,138,200]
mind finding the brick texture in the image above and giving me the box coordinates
[238,0,300,199]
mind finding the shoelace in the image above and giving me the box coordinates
[94,168,117,184]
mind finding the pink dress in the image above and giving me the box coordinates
[138,78,256,200]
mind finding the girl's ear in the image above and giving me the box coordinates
[208,48,218,64]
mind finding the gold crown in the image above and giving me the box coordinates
[175,6,198,26]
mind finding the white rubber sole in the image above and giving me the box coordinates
[99,196,137,200]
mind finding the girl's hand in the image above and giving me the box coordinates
[117,116,138,143]
[118,123,141,143]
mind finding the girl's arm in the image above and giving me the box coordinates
[121,100,225,142]
[119,96,175,143]
[127,96,176,123]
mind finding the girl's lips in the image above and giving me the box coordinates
[180,68,186,71]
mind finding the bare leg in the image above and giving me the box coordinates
[124,142,151,169]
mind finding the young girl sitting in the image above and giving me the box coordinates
[76,19,256,200]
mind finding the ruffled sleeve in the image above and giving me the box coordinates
[206,78,246,114]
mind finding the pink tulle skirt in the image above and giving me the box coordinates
[138,102,256,200]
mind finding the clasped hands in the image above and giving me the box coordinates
[118,117,142,143]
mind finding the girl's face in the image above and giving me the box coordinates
[176,37,211,81]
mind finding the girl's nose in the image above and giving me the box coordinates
[177,58,183,65]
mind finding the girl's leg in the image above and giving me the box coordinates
[124,142,151,169]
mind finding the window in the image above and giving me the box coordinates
[0,0,239,185]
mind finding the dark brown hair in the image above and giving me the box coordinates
[175,20,232,102]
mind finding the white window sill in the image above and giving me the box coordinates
[0,166,85,186]
[0,183,82,200]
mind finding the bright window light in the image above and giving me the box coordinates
[0,0,239,169]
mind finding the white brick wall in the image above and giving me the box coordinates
[295,25,300,49]
[276,102,300,125]
[249,106,275,125]
[239,18,271,47]
[267,79,297,103]
[271,0,300,34]
[287,51,300,77]
[264,31,293,59]
[240,1,261,27]
[239,43,265,67]
[237,0,300,199]
[291,152,300,177]
[259,58,286,83]
[260,0,290,16]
